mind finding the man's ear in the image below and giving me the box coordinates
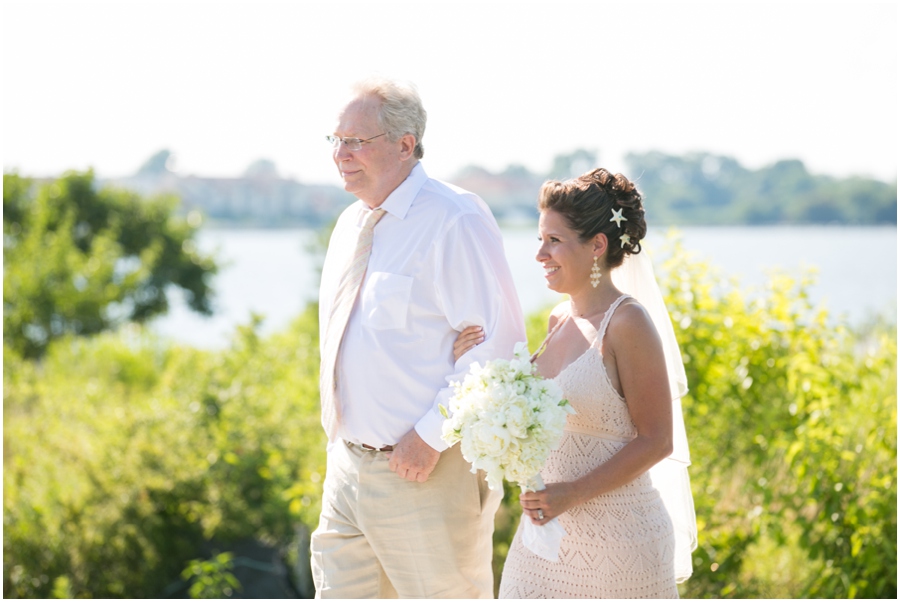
[398,133,417,161]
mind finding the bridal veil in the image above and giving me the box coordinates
[612,249,698,583]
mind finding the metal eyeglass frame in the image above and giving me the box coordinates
[326,133,386,151]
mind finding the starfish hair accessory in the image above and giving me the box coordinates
[610,208,627,228]
[619,233,631,249]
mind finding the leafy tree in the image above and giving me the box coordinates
[624,151,897,225]
[547,148,598,180]
[620,151,745,224]
[3,171,217,358]
[137,149,175,176]
[243,158,279,179]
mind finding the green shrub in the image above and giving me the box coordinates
[3,307,325,598]
[181,553,241,598]
[4,238,895,598]
[656,237,897,598]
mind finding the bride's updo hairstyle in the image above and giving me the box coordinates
[538,168,647,269]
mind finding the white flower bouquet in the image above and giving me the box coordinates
[440,341,575,561]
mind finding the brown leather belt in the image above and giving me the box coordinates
[362,443,394,452]
[346,440,394,452]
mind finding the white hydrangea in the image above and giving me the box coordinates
[440,342,575,491]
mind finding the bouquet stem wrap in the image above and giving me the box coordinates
[521,474,567,562]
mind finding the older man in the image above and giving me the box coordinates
[311,78,525,598]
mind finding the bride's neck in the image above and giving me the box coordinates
[568,280,621,319]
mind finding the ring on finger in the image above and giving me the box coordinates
[537,509,544,520]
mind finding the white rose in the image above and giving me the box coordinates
[504,401,531,439]
[471,422,512,458]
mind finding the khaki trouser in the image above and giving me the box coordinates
[310,440,501,598]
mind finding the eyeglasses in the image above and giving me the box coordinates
[325,133,386,151]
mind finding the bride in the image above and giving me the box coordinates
[454,168,696,598]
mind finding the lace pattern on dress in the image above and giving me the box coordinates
[499,294,678,599]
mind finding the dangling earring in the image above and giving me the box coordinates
[590,256,602,288]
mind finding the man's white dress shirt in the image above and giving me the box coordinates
[319,162,526,451]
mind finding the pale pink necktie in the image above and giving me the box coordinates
[320,207,386,441]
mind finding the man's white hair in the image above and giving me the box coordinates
[352,77,427,159]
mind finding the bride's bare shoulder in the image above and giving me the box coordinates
[607,299,662,347]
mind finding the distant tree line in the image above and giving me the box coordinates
[450,149,896,226]
[622,151,897,225]
[7,148,895,230]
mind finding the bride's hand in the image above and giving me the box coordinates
[452,325,484,363]
[519,481,581,525]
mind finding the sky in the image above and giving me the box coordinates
[3,0,898,186]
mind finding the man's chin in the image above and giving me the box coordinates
[342,183,372,203]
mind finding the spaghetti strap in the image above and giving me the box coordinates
[534,295,632,361]
[530,312,570,362]
[593,294,632,348]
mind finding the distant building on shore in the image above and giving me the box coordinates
[103,151,355,227]
[102,150,544,228]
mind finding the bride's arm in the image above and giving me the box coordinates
[520,302,674,524]
[452,325,485,363]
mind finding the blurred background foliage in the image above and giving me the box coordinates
[656,239,895,598]
[3,172,218,359]
[4,308,325,597]
[451,148,896,226]
[3,173,896,598]
[623,151,897,225]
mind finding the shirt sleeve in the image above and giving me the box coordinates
[414,210,527,451]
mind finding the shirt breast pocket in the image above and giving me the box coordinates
[360,272,413,330]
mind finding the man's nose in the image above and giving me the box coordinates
[334,142,352,161]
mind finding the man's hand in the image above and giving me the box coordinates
[387,429,441,482]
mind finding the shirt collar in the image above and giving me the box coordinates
[379,162,427,220]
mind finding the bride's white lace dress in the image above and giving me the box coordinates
[499,295,678,599]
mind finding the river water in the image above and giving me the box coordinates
[152,226,897,348]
